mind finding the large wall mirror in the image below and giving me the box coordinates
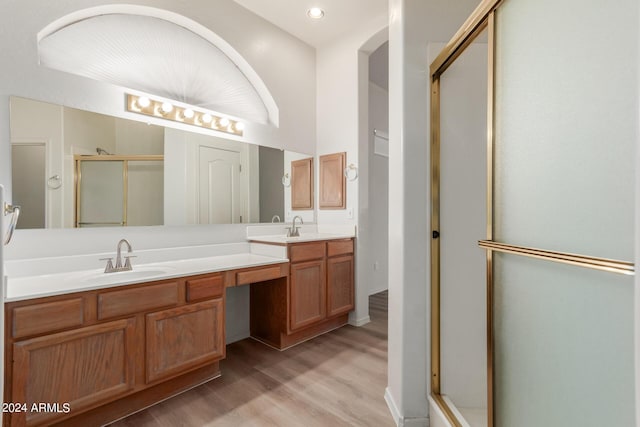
[10,96,312,229]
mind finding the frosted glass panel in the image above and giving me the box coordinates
[79,161,124,226]
[127,161,163,226]
[494,0,638,260]
[439,39,488,411]
[494,253,634,427]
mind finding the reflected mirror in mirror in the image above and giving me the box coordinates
[9,96,312,228]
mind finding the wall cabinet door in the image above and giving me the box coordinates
[11,318,136,426]
[291,157,314,210]
[290,260,326,331]
[319,152,346,209]
[327,255,354,317]
[146,299,224,384]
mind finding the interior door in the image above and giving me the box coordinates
[11,143,46,229]
[198,146,241,224]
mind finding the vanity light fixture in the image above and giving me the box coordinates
[126,93,244,136]
[307,7,325,19]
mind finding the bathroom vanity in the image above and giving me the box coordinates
[249,237,354,350]
[2,233,354,426]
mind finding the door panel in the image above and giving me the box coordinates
[492,0,637,425]
[198,146,241,224]
[289,260,326,331]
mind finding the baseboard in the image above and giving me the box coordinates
[385,387,430,427]
[349,315,371,327]
[385,387,402,426]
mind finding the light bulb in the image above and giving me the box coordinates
[307,7,325,19]
[219,117,230,127]
[202,113,213,124]
[235,122,245,131]
[183,108,195,119]
[137,96,151,108]
[160,102,173,114]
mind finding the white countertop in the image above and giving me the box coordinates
[248,232,354,244]
[6,253,287,302]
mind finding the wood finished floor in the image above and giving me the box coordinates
[110,292,392,427]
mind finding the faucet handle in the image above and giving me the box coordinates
[123,255,136,270]
[285,227,292,237]
[99,257,114,273]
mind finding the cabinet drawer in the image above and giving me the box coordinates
[289,242,326,262]
[237,265,286,286]
[12,298,84,339]
[186,275,224,302]
[327,239,354,257]
[98,281,179,320]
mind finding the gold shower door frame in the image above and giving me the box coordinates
[428,1,635,426]
[74,155,164,228]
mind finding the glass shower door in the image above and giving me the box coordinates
[78,160,124,227]
[491,0,637,425]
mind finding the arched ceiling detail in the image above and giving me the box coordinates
[38,11,276,125]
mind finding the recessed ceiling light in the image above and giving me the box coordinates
[307,7,325,19]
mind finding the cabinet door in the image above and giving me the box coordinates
[12,318,136,426]
[327,255,354,317]
[146,299,224,384]
[290,260,326,331]
[291,157,314,209]
[319,152,346,209]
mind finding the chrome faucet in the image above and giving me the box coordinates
[288,215,303,237]
[271,215,281,223]
[100,239,134,273]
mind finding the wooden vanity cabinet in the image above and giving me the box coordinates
[4,272,226,427]
[290,259,326,330]
[250,238,354,349]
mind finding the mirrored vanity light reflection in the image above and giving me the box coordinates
[127,94,244,136]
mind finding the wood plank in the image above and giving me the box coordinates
[98,281,179,320]
[12,298,84,339]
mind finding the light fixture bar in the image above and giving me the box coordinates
[125,94,244,136]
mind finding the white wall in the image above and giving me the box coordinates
[0,0,317,199]
[315,13,387,328]
[368,82,389,295]
[386,1,482,426]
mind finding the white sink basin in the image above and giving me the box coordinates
[79,266,177,286]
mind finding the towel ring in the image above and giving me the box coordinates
[344,164,358,181]
[282,173,291,187]
[47,174,62,189]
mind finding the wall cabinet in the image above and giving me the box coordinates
[319,152,346,209]
[291,157,314,210]
[4,272,226,426]
[250,238,354,349]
